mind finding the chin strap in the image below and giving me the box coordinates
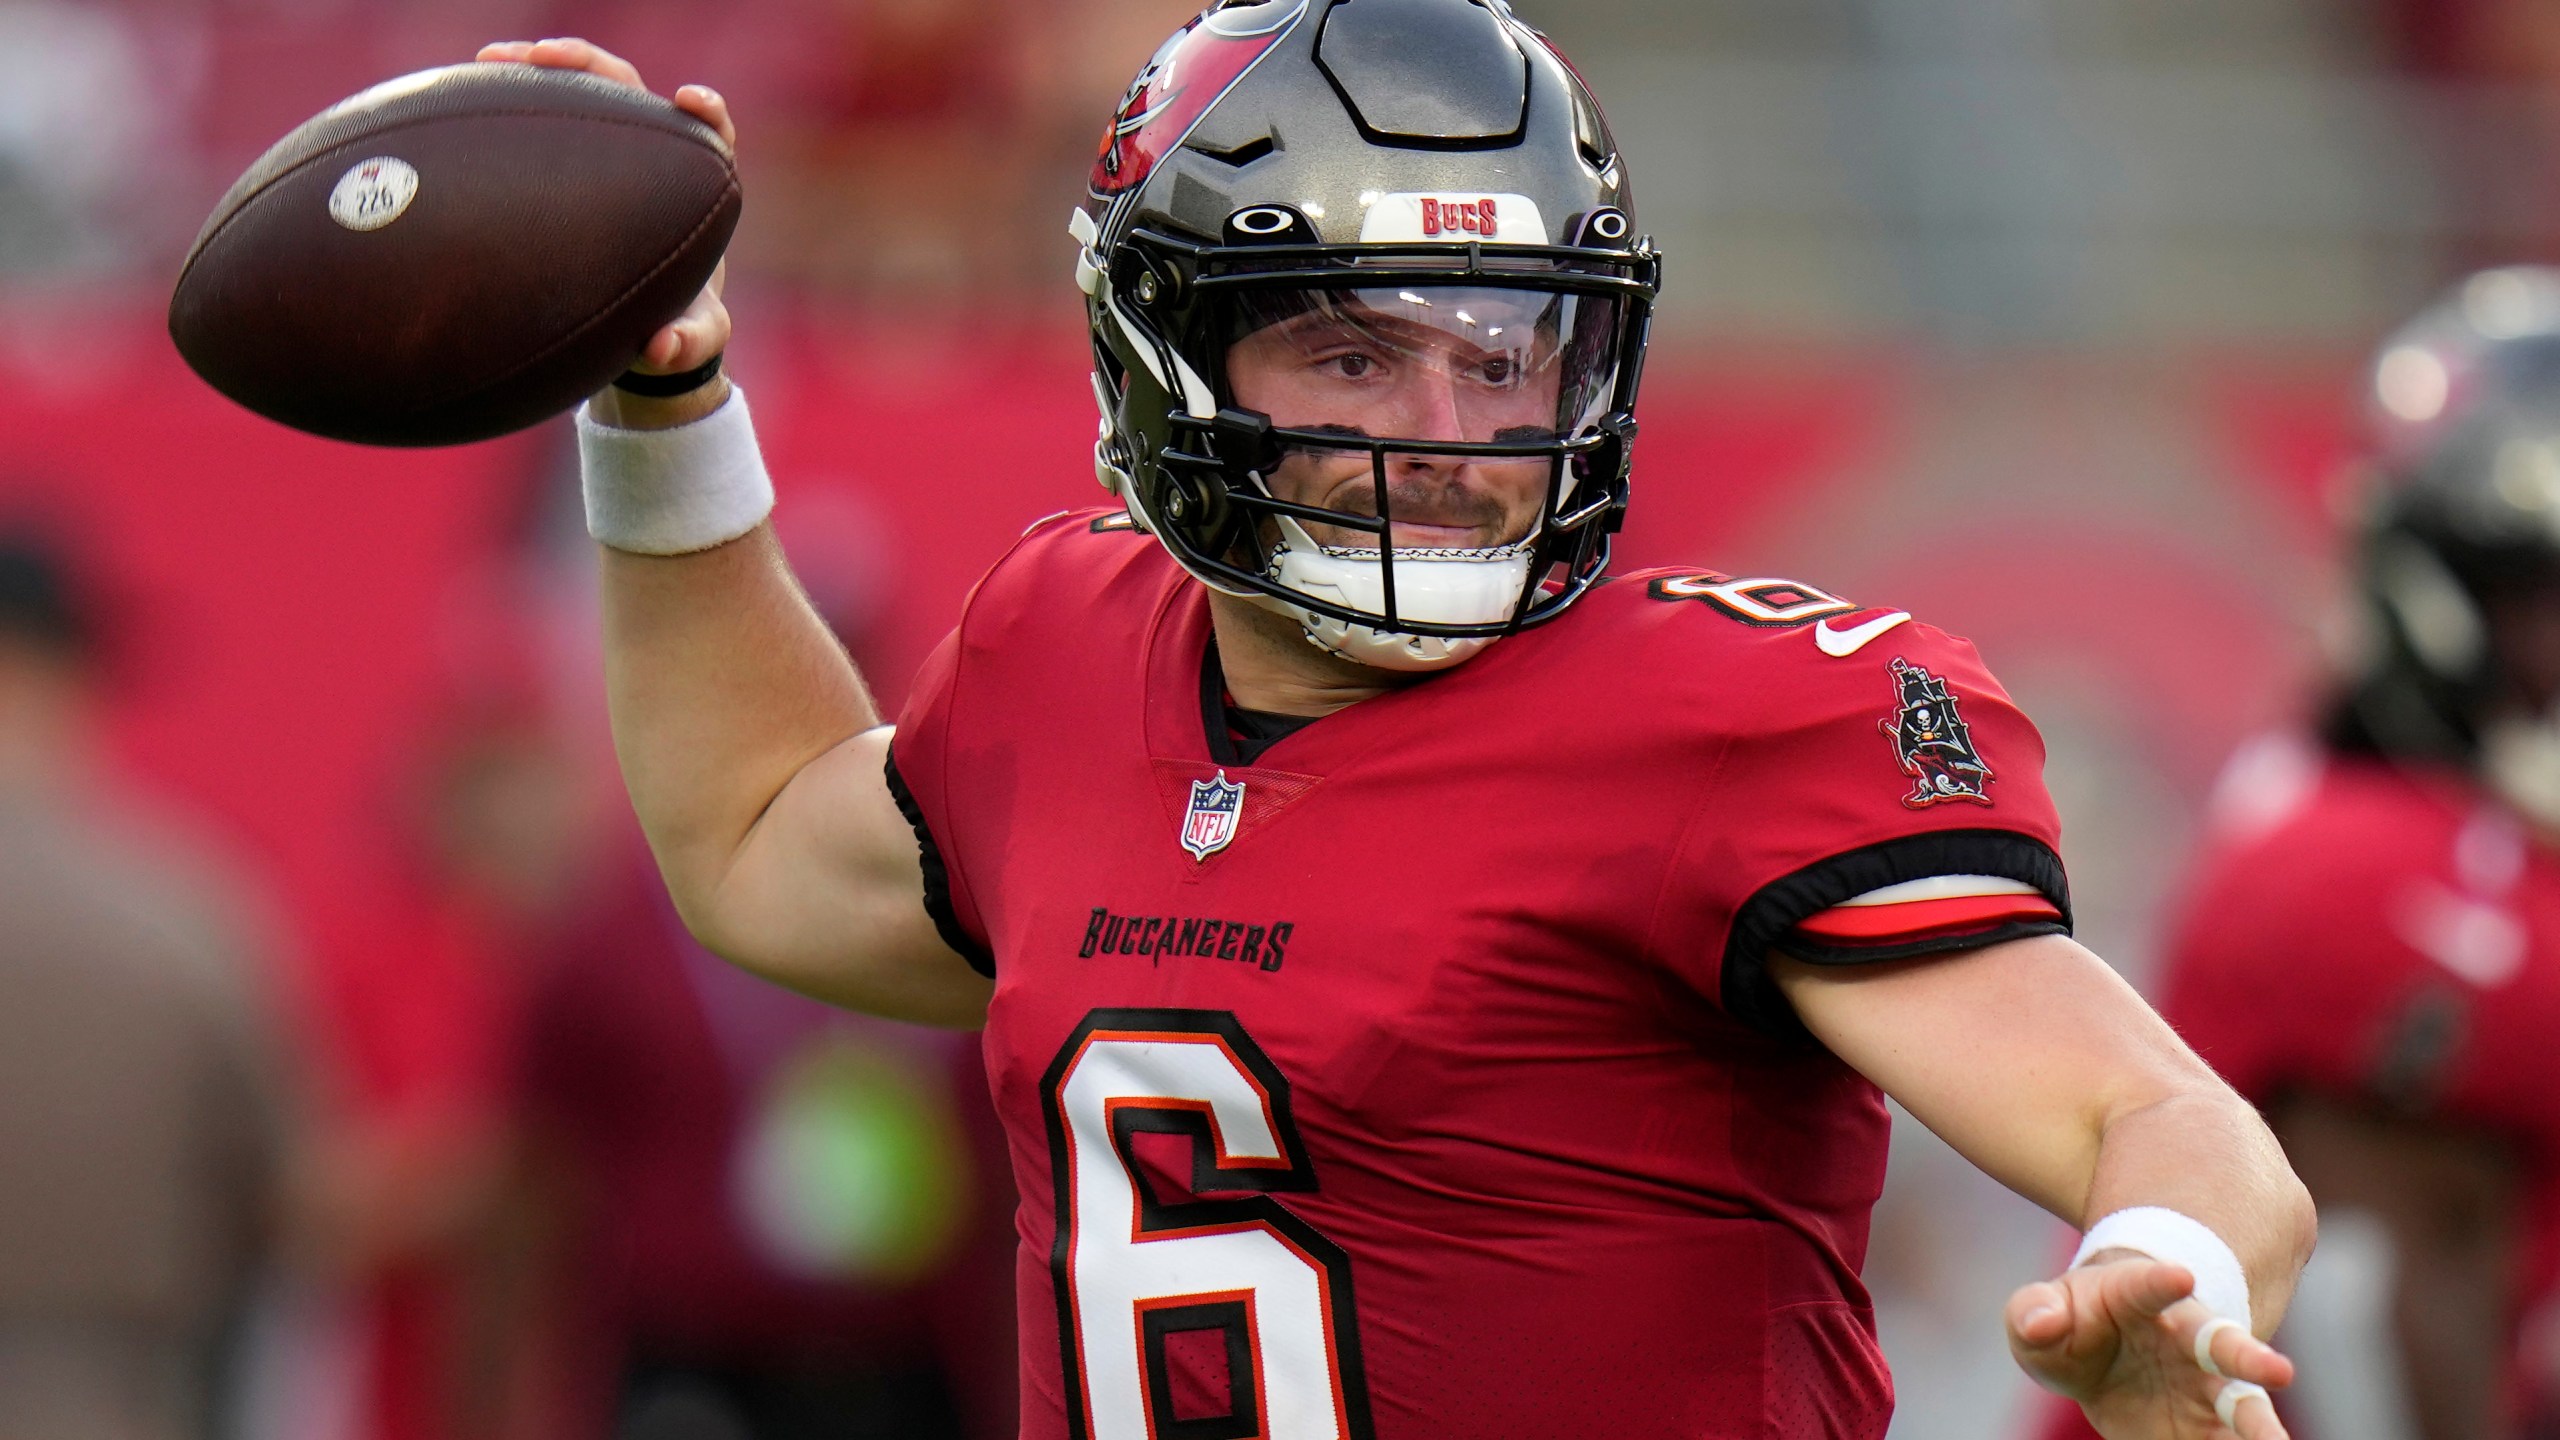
[1261,592,1497,673]
[1256,516,1535,673]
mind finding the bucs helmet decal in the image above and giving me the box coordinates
[1881,658,1995,808]
[1093,0,1310,197]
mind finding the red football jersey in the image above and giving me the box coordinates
[2032,739,2560,1440]
[891,513,2069,1440]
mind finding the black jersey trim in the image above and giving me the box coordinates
[883,747,996,979]
[1720,829,2071,1037]
[1199,637,1318,768]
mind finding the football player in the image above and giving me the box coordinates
[2037,267,2560,1440]
[480,4,2314,1436]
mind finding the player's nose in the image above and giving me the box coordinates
[1389,361,1471,444]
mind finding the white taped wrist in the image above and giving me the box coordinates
[2071,1206,2253,1329]
[578,384,776,555]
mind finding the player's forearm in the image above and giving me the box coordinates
[600,524,881,923]
[2082,1086,2318,1334]
[1781,938,2314,1330]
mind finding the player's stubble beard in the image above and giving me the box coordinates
[1266,439,1547,553]
[1203,588,1408,718]
[1202,446,1548,716]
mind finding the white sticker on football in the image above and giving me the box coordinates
[328,157,421,233]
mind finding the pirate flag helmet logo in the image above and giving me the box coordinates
[1880,658,1994,808]
[1091,0,1309,197]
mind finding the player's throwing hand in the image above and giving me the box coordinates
[2009,1254,2297,1439]
[475,38,733,382]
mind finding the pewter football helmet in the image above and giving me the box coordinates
[1075,0,1659,670]
[2339,267,2560,824]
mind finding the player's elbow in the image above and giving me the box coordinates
[659,871,759,966]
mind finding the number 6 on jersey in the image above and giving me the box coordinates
[1041,1010,1375,1440]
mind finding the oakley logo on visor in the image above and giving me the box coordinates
[1360,193,1546,245]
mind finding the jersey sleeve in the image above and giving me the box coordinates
[887,620,996,977]
[1654,621,2072,1035]
[2157,796,2455,1110]
[882,507,1140,978]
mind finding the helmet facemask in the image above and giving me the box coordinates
[1110,232,1652,671]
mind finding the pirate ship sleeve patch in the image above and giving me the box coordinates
[1880,657,1996,807]
[1719,831,2072,1038]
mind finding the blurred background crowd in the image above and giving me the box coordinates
[4,0,2560,1437]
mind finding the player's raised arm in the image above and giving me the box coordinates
[1775,935,2316,1440]
[483,38,989,1027]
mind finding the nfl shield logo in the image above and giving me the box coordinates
[1181,771,1246,861]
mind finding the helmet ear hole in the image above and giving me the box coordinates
[1155,463,1235,543]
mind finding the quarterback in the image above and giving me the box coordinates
[485,3,2314,1436]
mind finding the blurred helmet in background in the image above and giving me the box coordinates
[0,526,96,664]
[2339,267,2560,825]
[1073,0,1661,671]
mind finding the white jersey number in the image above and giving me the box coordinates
[1043,1009,1373,1440]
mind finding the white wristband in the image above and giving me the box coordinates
[2070,1206,2253,1330]
[577,383,776,555]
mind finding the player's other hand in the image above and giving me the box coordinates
[475,38,731,386]
[2008,1254,2296,1440]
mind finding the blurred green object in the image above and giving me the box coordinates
[734,1032,971,1285]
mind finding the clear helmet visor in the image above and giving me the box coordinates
[1216,283,1625,552]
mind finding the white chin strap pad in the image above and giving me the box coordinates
[1260,528,1534,673]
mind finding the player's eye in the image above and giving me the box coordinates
[1320,352,1378,379]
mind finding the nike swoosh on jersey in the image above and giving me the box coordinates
[1815,611,1912,657]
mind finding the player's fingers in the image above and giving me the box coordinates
[526,37,646,91]
[2004,1280,2074,1353]
[2222,1380,2288,1440]
[2195,1320,2296,1390]
[476,41,534,63]
[2095,1258,2196,1321]
[641,293,730,372]
[642,319,697,372]
[673,85,736,148]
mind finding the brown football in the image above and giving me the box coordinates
[169,63,740,448]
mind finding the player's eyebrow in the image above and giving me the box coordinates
[1276,305,1557,369]
[1273,304,1419,348]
